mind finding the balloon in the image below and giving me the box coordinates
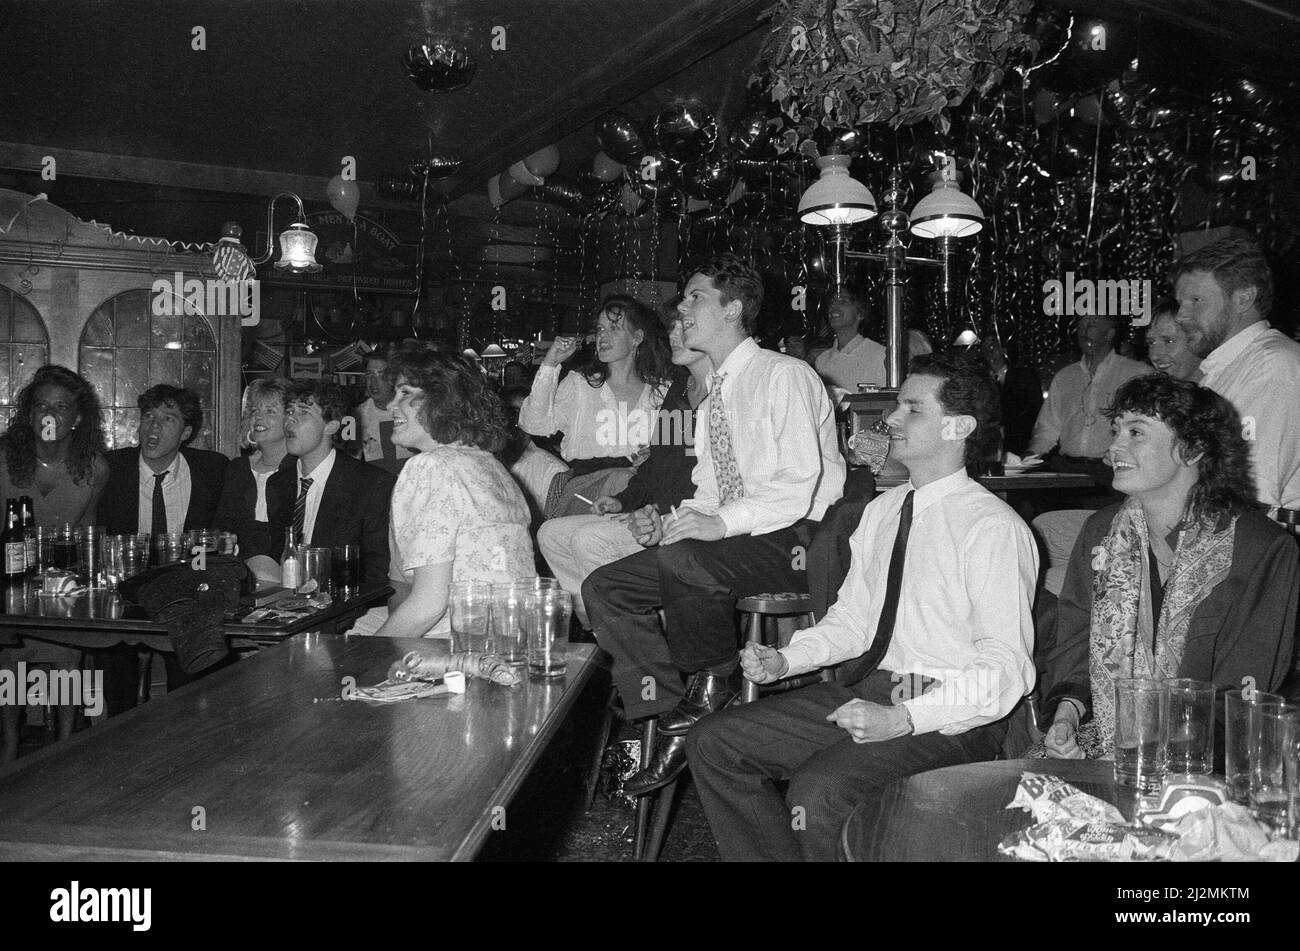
[326,175,360,221]
[591,151,624,182]
[409,152,462,177]
[402,37,477,92]
[523,145,561,179]
[654,187,689,218]
[508,160,543,187]
[652,98,718,165]
[618,182,646,216]
[682,157,734,203]
[530,176,585,214]
[727,109,774,156]
[488,172,528,208]
[626,150,679,200]
[375,175,420,202]
[1031,87,1065,125]
[595,112,647,165]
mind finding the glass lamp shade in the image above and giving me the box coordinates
[798,154,877,226]
[909,182,984,239]
[480,344,508,359]
[274,222,322,273]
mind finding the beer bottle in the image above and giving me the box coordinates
[280,527,301,591]
[18,496,35,573]
[3,500,25,582]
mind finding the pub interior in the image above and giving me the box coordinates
[1,0,1299,872]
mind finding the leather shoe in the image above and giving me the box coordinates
[658,669,740,736]
[622,734,689,797]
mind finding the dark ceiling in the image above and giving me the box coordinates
[1,0,1298,258]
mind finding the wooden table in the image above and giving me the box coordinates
[840,759,1140,862]
[0,580,391,652]
[0,635,600,861]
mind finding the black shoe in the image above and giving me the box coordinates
[658,669,740,736]
[622,734,689,797]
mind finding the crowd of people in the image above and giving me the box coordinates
[1,235,1297,865]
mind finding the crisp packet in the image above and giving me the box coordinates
[999,772,1176,862]
[1137,775,1228,832]
[1167,802,1282,862]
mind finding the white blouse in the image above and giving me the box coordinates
[518,365,666,461]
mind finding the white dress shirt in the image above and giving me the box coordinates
[297,449,337,545]
[780,469,1039,736]
[1198,320,1300,510]
[683,337,845,536]
[519,365,666,461]
[1029,350,1149,457]
[137,452,191,535]
[357,398,413,462]
[814,333,887,390]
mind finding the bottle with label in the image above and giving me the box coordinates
[18,496,35,573]
[280,527,301,591]
[3,500,25,582]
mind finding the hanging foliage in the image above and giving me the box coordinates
[754,0,1039,149]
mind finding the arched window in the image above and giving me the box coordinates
[0,284,51,427]
[79,289,217,449]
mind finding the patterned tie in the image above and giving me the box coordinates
[292,477,313,544]
[708,372,744,505]
[840,490,914,686]
[152,471,168,534]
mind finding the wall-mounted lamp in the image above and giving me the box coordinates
[250,192,322,274]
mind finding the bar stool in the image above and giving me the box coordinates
[631,592,818,861]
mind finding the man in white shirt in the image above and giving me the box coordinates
[688,353,1039,860]
[813,289,887,392]
[355,349,412,473]
[1029,314,1149,480]
[1171,237,1300,512]
[583,254,846,796]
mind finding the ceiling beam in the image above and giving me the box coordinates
[450,0,772,197]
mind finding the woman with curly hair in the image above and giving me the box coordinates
[0,365,107,760]
[519,295,671,517]
[371,344,533,639]
[1037,374,1298,763]
[0,364,109,527]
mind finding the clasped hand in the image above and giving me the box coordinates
[739,643,788,684]
[625,505,725,547]
[825,699,911,744]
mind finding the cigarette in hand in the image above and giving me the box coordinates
[670,504,679,522]
[574,493,594,506]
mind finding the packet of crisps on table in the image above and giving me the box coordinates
[998,772,1177,861]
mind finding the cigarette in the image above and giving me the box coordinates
[670,504,679,522]
[573,493,594,506]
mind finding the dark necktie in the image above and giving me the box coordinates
[152,471,168,534]
[841,490,914,686]
[292,477,313,544]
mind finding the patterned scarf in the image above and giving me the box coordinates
[1079,497,1235,757]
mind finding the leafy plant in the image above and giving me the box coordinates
[754,0,1039,149]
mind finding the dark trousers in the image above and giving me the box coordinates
[687,670,1007,861]
[583,522,813,720]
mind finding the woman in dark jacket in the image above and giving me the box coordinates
[1038,374,1297,761]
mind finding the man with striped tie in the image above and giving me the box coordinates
[256,380,394,585]
[688,354,1039,861]
[583,254,845,796]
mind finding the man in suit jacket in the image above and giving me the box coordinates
[253,379,394,584]
[94,385,231,716]
[101,385,230,536]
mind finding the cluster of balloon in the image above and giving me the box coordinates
[488,145,565,209]
[372,154,461,205]
[402,37,477,92]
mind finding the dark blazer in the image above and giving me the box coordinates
[1000,364,1043,456]
[213,453,297,561]
[1038,504,1299,765]
[101,446,230,536]
[261,450,395,584]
